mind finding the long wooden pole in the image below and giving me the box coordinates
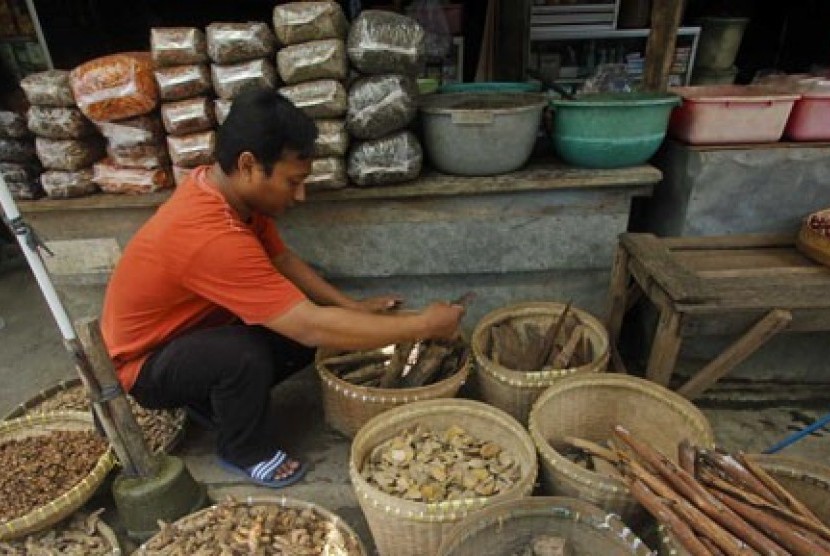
[642,0,685,91]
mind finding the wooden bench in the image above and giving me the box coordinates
[606,233,830,399]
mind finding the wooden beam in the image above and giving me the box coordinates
[645,300,683,387]
[606,243,631,344]
[642,0,685,91]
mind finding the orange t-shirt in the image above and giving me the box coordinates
[101,166,306,391]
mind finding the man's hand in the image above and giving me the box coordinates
[421,302,464,340]
[351,295,403,313]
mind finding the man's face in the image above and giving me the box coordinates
[239,150,312,216]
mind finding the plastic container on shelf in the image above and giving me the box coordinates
[785,81,830,141]
[669,85,800,145]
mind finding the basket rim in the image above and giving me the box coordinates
[527,374,714,496]
[349,398,538,522]
[471,301,610,384]
[137,495,367,555]
[0,411,117,541]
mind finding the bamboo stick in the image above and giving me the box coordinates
[700,536,727,556]
[699,450,780,506]
[535,301,572,369]
[679,439,697,476]
[563,436,619,463]
[341,363,387,385]
[552,325,585,369]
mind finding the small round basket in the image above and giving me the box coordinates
[528,374,713,521]
[471,301,610,425]
[136,495,367,555]
[0,411,117,541]
[658,454,830,555]
[349,398,538,556]
[437,496,654,556]
[316,344,471,438]
[3,378,187,454]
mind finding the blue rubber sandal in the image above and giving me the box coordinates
[218,450,307,489]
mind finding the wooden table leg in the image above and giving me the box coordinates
[678,309,793,400]
[606,244,631,346]
[646,304,683,387]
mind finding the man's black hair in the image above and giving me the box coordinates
[216,88,318,175]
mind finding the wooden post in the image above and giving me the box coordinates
[645,301,683,386]
[642,0,685,91]
[74,317,158,477]
[606,244,631,344]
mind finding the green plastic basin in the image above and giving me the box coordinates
[439,81,543,94]
[550,92,680,169]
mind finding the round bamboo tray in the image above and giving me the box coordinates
[2,378,187,454]
[471,301,610,425]
[796,212,830,267]
[0,411,117,541]
[528,374,714,522]
[350,398,538,556]
[316,343,471,438]
[658,454,830,555]
[438,496,654,556]
[136,495,367,554]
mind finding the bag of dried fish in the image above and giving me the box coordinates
[211,59,278,100]
[166,130,216,168]
[19,70,75,107]
[347,74,418,140]
[151,27,208,67]
[40,169,98,199]
[35,136,105,171]
[214,98,232,125]
[96,114,165,148]
[154,63,212,101]
[279,79,347,119]
[272,2,349,46]
[107,142,169,169]
[314,119,349,157]
[26,106,96,139]
[70,53,160,122]
[277,39,348,85]
[0,138,36,163]
[305,157,347,192]
[0,510,117,555]
[161,96,215,136]
[0,111,29,138]
[93,159,173,195]
[347,11,425,76]
[206,22,275,64]
[348,131,422,187]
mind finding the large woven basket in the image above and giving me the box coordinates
[0,411,117,541]
[528,374,714,521]
[438,496,654,556]
[796,210,830,267]
[658,454,830,555]
[2,378,187,454]
[136,495,367,554]
[471,302,610,425]
[350,399,538,556]
[316,344,471,438]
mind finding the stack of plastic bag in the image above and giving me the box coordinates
[345,10,424,187]
[0,110,41,200]
[274,1,350,192]
[70,53,173,195]
[152,27,213,186]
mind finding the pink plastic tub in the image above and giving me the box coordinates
[669,86,800,145]
[785,88,830,141]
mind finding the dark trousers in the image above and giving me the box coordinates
[130,325,314,467]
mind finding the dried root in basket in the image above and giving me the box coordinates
[142,497,362,555]
[361,425,522,503]
[0,509,113,555]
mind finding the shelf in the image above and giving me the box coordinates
[531,25,701,41]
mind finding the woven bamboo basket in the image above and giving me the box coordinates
[796,210,830,267]
[136,495,367,554]
[438,496,654,556]
[2,378,187,454]
[528,374,714,522]
[0,411,117,541]
[349,399,538,556]
[658,454,830,555]
[316,343,471,438]
[471,301,610,425]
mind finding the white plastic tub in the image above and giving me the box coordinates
[669,85,800,145]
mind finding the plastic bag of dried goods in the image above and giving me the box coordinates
[314,119,348,157]
[347,74,418,140]
[70,52,159,122]
[0,138,36,163]
[272,2,348,46]
[166,131,215,168]
[347,11,425,76]
[214,99,232,125]
[348,131,422,186]
[150,27,208,67]
[0,162,40,183]
[279,79,346,119]
[95,114,164,148]
[277,39,347,85]
[161,97,215,136]
[154,64,212,101]
[172,165,192,187]
[7,178,43,200]
[35,136,105,171]
[305,157,347,191]
[40,169,98,199]
[92,159,173,194]
[206,22,275,64]
[19,70,75,107]
[26,106,96,139]
[211,59,278,100]
[0,111,29,138]
[107,142,169,169]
